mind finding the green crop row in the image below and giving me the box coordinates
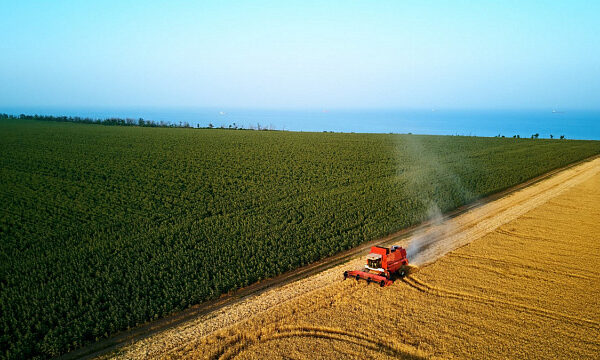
[0,119,598,359]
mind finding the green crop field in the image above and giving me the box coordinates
[1,119,599,359]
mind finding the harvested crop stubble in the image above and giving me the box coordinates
[170,164,600,359]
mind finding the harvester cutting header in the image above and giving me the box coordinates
[343,245,409,287]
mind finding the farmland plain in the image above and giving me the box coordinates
[1,119,599,358]
[167,158,600,359]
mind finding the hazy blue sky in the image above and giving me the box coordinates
[1,0,599,109]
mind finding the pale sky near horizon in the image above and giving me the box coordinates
[1,0,599,109]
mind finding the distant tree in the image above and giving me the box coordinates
[560,135,565,139]
[208,123,214,129]
[513,135,516,138]
[550,134,554,139]
[534,133,539,139]
[517,135,520,139]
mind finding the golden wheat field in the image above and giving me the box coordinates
[150,166,600,360]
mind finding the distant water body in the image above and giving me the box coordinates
[2,107,599,140]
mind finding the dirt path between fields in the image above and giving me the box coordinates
[96,156,600,359]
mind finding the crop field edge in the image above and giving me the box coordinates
[59,152,600,360]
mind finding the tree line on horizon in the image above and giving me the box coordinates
[495,133,566,140]
[1,114,573,138]
[0,113,180,127]
[0,113,280,131]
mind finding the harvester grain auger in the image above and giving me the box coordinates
[343,245,409,287]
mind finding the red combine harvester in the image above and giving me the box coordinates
[343,245,409,287]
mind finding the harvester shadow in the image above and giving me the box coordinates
[386,265,420,283]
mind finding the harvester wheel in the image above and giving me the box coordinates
[355,276,360,281]
[379,280,385,287]
[343,271,348,279]
[398,269,406,278]
[366,278,371,284]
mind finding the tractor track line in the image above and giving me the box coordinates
[206,325,428,360]
[164,274,368,359]
[59,154,600,360]
[402,276,600,329]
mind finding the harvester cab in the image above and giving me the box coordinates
[343,245,409,287]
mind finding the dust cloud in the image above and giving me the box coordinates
[397,135,473,265]
[405,203,456,265]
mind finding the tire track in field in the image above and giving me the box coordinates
[451,263,567,291]
[169,280,370,359]
[494,228,600,256]
[444,258,589,287]
[210,325,428,360]
[448,253,600,280]
[402,276,600,329]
